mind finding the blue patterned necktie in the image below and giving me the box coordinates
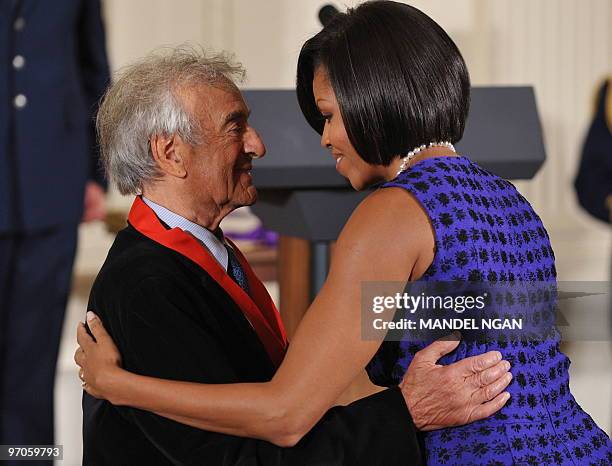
[225,243,250,296]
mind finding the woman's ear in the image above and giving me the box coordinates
[150,134,187,178]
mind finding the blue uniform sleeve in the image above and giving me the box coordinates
[76,0,111,188]
[574,79,612,223]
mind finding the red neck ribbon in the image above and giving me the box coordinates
[128,196,288,368]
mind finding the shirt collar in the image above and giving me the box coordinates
[142,196,228,270]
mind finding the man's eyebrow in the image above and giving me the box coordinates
[222,109,251,126]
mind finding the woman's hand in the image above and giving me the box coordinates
[74,311,123,401]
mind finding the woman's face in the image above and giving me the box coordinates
[312,67,390,190]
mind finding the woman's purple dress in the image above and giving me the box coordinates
[366,156,611,465]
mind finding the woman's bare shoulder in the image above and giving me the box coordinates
[330,186,434,282]
[342,186,431,239]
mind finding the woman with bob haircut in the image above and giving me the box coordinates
[76,1,611,463]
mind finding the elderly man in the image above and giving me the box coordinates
[79,48,511,465]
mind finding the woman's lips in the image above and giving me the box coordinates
[332,153,344,168]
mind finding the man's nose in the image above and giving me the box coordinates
[244,127,266,159]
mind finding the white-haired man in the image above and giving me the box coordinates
[78,48,511,465]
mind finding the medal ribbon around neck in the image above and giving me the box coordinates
[128,196,288,368]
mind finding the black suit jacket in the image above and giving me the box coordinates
[83,225,422,465]
[0,0,110,232]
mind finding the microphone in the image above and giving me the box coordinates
[318,4,339,27]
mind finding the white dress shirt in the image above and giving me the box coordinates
[142,197,229,270]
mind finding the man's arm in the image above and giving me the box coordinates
[77,0,111,223]
[76,0,111,188]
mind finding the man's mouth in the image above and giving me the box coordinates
[235,166,253,182]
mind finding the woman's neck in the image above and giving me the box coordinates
[385,146,458,181]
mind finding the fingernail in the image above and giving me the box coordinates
[503,392,511,401]
[505,372,513,382]
[504,361,511,371]
[493,351,502,362]
[86,311,96,322]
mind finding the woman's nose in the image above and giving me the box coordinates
[320,121,331,149]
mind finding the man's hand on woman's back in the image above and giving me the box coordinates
[400,334,512,431]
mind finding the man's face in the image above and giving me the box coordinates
[179,82,265,213]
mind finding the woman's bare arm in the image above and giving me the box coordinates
[77,187,434,446]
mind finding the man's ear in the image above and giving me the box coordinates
[150,134,187,178]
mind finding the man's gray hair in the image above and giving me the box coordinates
[97,46,245,195]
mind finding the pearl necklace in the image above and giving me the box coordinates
[396,141,456,176]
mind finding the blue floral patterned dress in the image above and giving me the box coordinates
[366,156,612,465]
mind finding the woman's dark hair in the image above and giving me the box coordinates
[296,0,470,166]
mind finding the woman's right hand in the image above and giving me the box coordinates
[74,311,124,402]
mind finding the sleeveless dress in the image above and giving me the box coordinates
[366,156,612,465]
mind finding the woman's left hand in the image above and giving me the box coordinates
[75,311,123,401]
